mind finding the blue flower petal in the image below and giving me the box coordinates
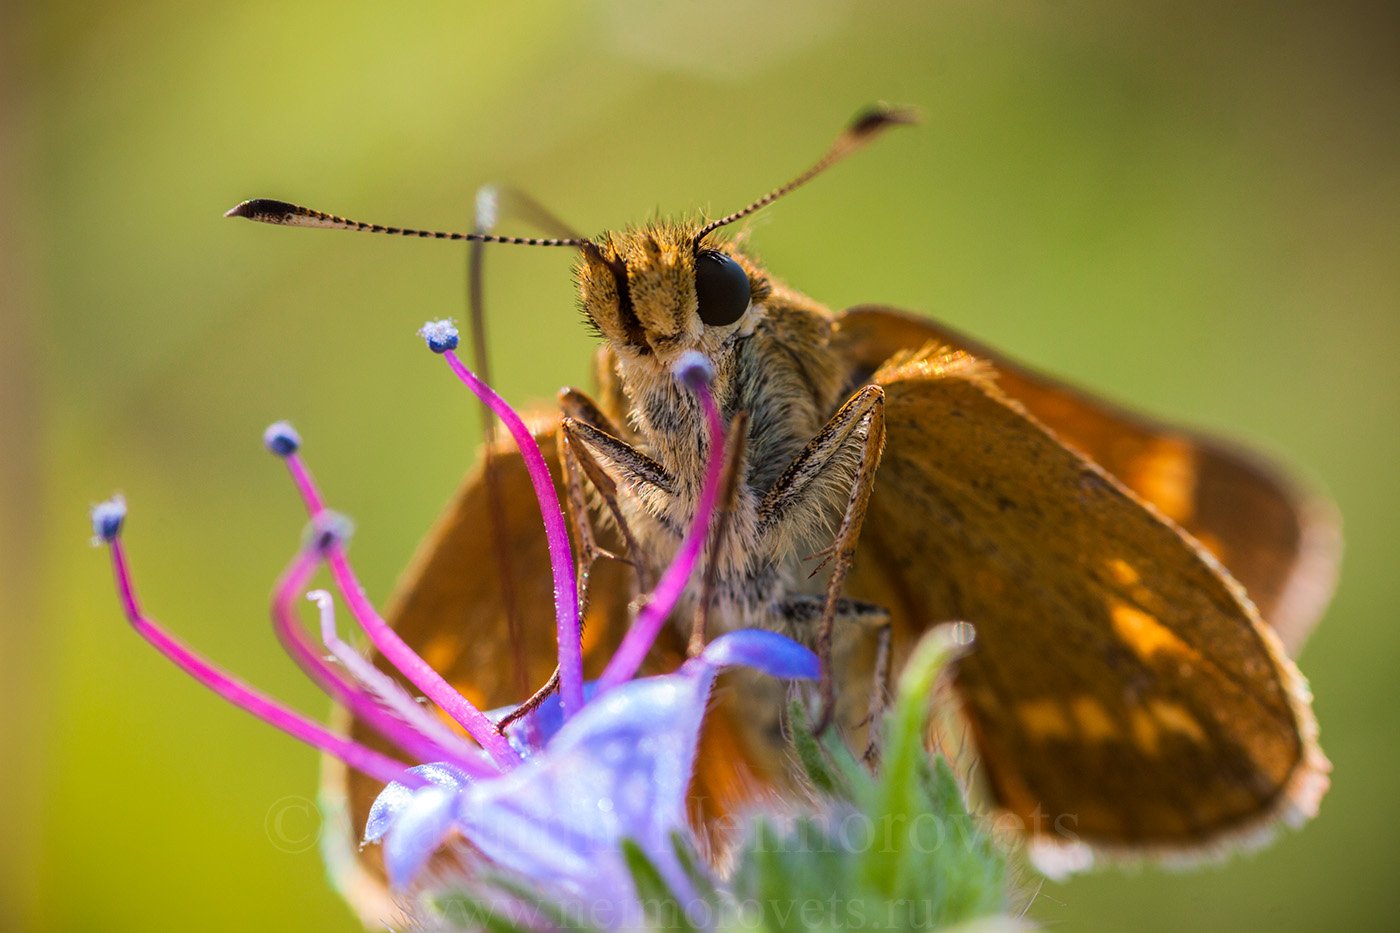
[701,629,820,681]
[364,762,471,845]
[460,668,714,912]
[383,785,461,889]
[370,637,817,897]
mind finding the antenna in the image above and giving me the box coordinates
[224,198,591,248]
[693,103,919,242]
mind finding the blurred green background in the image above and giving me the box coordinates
[4,1,1397,929]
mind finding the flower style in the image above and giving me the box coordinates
[92,322,820,924]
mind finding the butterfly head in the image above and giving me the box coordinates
[575,224,769,369]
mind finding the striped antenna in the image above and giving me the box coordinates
[694,103,919,243]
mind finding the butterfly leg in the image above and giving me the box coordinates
[758,384,887,731]
[773,595,892,762]
[497,389,662,733]
[862,619,893,764]
[558,388,655,591]
[556,401,679,597]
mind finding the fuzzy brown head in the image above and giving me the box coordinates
[576,223,770,368]
[571,104,916,370]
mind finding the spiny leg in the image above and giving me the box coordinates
[757,384,887,732]
[864,622,892,764]
[561,419,621,585]
[561,415,674,500]
[559,389,655,592]
[774,595,892,762]
[494,425,612,733]
[492,427,581,732]
[817,391,886,732]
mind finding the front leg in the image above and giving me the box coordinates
[758,384,887,729]
[558,388,656,592]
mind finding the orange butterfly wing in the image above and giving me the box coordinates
[322,425,781,924]
[840,343,1327,860]
[834,305,1339,655]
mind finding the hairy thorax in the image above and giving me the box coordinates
[610,287,850,631]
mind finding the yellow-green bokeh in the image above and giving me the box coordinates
[5,1,1398,929]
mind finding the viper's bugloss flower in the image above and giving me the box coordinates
[92,322,819,926]
[370,629,816,913]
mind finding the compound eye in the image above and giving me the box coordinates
[694,250,751,326]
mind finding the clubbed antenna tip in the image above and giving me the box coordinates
[225,198,298,222]
[848,103,921,139]
[695,101,919,241]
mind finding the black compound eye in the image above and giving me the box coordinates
[694,250,751,327]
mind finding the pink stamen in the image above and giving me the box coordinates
[596,368,726,691]
[275,456,520,769]
[271,554,487,775]
[321,550,520,768]
[105,537,421,788]
[283,451,325,515]
[439,348,585,717]
[309,590,489,776]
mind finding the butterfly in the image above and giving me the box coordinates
[229,105,1337,918]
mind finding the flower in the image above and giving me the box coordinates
[92,324,819,926]
[369,629,816,922]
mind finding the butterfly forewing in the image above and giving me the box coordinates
[845,344,1327,859]
[834,306,1340,655]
